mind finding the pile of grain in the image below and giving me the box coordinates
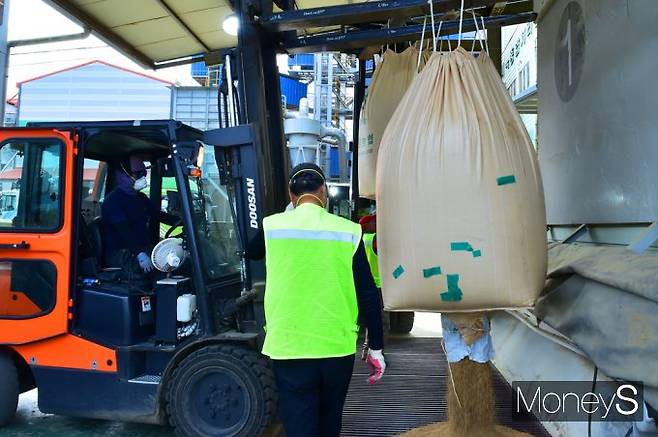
[400,359,529,437]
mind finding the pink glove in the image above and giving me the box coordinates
[365,349,386,385]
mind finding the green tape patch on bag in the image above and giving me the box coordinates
[451,242,473,252]
[423,266,442,278]
[496,175,516,186]
[451,241,482,258]
[440,274,463,302]
[392,265,405,279]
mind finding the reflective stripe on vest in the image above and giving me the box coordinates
[262,203,362,359]
[363,232,381,288]
[266,229,360,245]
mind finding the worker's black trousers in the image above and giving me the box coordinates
[272,354,355,437]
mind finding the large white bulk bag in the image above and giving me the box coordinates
[358,47,421,199]
[376,47,547,312]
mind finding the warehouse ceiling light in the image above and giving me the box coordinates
[222,15,239,36]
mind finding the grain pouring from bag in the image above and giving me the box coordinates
[358,46,425,200]
[376,47,547,312]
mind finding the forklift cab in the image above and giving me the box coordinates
[0,120,276,436]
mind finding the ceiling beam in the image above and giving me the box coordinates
[262,0,529,31]
[283,12,536,53]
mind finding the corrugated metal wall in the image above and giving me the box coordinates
[279,75,308,108]
[18,61,306,134]
[171,86,225,131]
[173,81,306,132]
[191,61,208,79]
[18,62,171,125]
[288,54,314,69]
[188,63,308,109]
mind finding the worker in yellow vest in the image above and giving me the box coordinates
[251,163,385,437]
[359,214,380,288]
[358,214,415,335]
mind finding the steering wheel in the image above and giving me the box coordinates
[165,218,184,239]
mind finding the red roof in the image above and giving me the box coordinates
[0,169,20,180]
[17,60,174,87]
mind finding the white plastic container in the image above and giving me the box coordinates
[176,294,197,323]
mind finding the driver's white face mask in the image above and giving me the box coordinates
[133,176,148,191]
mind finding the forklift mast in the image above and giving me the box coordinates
[204,0,291,290]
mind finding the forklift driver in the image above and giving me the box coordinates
[101,155,168,277]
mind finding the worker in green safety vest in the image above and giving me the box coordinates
[358,213,416,336]
[250,163,385,437]
[360,214,380,288]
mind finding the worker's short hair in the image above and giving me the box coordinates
[288,163,326,196]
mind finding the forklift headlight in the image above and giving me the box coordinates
[222,15,239,36]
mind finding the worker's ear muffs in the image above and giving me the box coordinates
[288,168,326,188]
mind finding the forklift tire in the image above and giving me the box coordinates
[166,344,276,437]
[389,312,415,334]
[0,352,19,427]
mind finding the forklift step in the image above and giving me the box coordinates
[341,337,550,436]
[128,374,162,385]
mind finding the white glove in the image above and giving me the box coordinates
[137,252,154,273]
[365,349,386,385]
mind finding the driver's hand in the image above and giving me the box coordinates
[137,252,154,273]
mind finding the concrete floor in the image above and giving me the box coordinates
[2,394,170,437]
[0,313,442,437]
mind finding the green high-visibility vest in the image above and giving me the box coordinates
[362,233,381,288]
[262,203,362,359]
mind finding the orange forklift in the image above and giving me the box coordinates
[0,120,279,436]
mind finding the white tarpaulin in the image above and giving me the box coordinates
[536,243,658,409]
[377,46,547,311]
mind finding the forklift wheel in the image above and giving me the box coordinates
[0,352,19,427]
[166,344,276,437]
[389,312,415,334]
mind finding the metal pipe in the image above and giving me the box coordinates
[225,54,236,127]
[320,125,349,182]
[7,28,91,48]
[153,54,205,69]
